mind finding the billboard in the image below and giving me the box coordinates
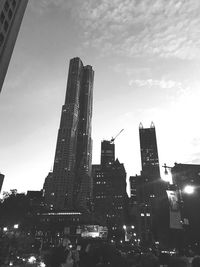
[166,190,183,229]
[80,225,108,239]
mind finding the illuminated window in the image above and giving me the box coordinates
[146,213,150,217]
[141,213,145,217]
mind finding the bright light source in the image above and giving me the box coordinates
[183,185,195,194]
[120,240,123,243]
[14,224,19,229]
[123,225,126,230]
[28,256,36,264]
[3,227,8,232]
[39,262,46,267]
[131,225,135,229]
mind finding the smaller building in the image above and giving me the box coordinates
[171,163,200,247]
[101,140,115,168]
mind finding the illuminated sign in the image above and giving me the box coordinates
[80,225,108,239]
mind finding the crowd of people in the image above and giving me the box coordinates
[42,238,200,267]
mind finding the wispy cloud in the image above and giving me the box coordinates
[129,79,182,89]
[29,0,75,14]
[76,0,200,60]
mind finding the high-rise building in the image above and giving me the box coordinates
[138,123,168,246]
[101,140,115,168]
[139,122,160,177]
[93,140,128,231]
[0,0,28,93]
[0,173,4,192]
[44,57,94,211]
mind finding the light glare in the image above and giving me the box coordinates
[183,185,194,194]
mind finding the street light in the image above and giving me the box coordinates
[183,185,195,195]
[13,224,19,229]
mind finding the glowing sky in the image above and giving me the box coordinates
[1,0,200,193]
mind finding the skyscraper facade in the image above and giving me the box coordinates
[139,122,160,178]
[138,123,168,246]
[45,57,94,211]
[101,140,115,168]
[0,0,28,93]
[93,140,128,232]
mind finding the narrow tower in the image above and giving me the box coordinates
[139,122,160,178]
[45,58,94,211]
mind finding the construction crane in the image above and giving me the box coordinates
[110,129,124,143]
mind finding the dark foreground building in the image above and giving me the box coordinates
[0,0,28,93]
[44,57,94,211]
[134,123,168,246]
[171,163,200,248]
[93,140,128,240]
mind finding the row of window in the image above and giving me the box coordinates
[96,181,106,184]
[4,0,16,12]
[0,0,17,47]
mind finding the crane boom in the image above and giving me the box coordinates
[110,129,124,143]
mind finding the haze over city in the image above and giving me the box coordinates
[1,0,200,193]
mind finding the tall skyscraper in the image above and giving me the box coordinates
[138,123,168,246]
[93,140,127,229]
[0,0,28,93]
[139,122,160,178]
[101,140,115,168]
[44,57,94,211]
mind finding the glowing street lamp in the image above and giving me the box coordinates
[183,185,195,195]
[13,224,19,229]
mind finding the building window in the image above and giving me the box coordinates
[0,33,4,46]
[8,9,12,20]
[4,20,9,31]
[4,1,9,12]
[12,0,16,8]
[0,12,5,24]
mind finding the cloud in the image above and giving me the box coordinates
[29,0,76,14]
[76,0,200,60]
[129,79,182,89]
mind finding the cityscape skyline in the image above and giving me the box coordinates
[1,0,200,194]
